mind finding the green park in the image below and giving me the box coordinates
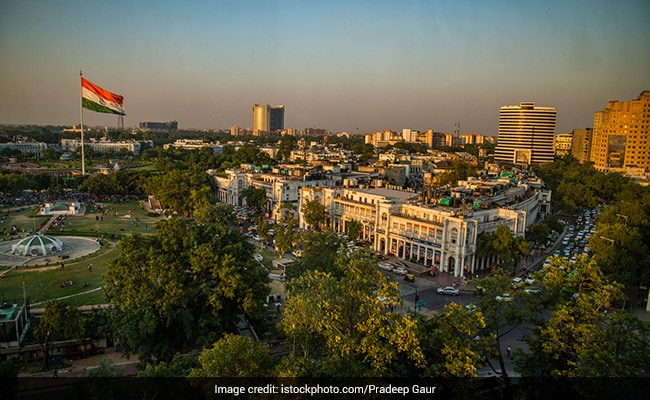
[0,200,282,308]
[0,200,165,307]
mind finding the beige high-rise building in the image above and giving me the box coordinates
[571,128,593,163]
[590,91,650,172]
[252,104,270,136]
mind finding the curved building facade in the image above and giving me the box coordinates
[495,102,556,165]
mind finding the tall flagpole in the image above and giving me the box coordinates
[79,70,85,176]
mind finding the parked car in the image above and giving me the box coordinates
[254,254,263,262]
[393,266,408,275]
[437,286,460,296]
[378,262,394,272]
[496,293,513,302]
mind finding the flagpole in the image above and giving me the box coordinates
[79,70,85,176]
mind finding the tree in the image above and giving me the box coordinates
[345,219,363,242]
[590,222,650,288]
[255,215,271,246]
[302,199,327,231]
[286,231,344,280]
[517,256,624,377]
[274,211,298,258]
[241,185,267,214]
[422,303,492,378]
[33,300,81,370]
[103,218,269,363]
[146,170,213,217]
[478,226,530,275]
[473,268,534,384]
[435,160,478,187]
[526,223,551,247]
[189,334,277,377]
[280,249,425,377]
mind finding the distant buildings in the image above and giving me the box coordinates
[0,142,48,156]
[139,121,178,133]
[163,139,223,155]
[494,102,556,165]
[590,91,650,173]
[60,138,141,155]
[252,104,284,136]
[364,129,474,149]
[553,132,573,157]
[570,128,593,163]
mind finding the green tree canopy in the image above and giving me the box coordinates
[103,218,269,363]
[280,249,425,377]
[189,334,277,377]
[517,256,624,377]
[301,199,328,231]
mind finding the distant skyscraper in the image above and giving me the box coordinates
[139,120,178,133]
[590,91,650,172]
[495,102,556,165]
[252,104,284,135]
[270,105,284,133]
[571,128,593,163]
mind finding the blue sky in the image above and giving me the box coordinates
[1,0,649,135]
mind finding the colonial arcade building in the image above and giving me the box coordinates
[300,179,536,278]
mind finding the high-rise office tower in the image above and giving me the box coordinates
[270,105,284,133]
[495,102,556,165]
[590,91,650,172]
[252,104,285,135]
[252,104,270,136]
[571,128,593,163]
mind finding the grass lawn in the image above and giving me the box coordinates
[0,202,286,310]
[0,207,50,238]
[46,200,162,239]
[0,245,119,307]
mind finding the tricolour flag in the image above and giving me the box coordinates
[81,77,125,115]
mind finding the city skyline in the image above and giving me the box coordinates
[1,1,649,135]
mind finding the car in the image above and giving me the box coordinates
[512,277,523,287]
[437,286,460,296]
[524,287,542,294]
[378,262,394,272]
[393,266,408,275]
[292,249,303,258]
[524,277,535,285]
[253,254,263,262]
[404,273,415,283]
[496,293,513,302]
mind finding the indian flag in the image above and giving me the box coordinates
[81,77,125,115]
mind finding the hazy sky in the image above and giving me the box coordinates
[1,0,649,135]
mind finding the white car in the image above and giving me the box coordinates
[496,293,513,302]
[253,254,263,262]
[524,277,535,285]
[393,266,408,275]
[378,262,394,272]
[437,286,460,296]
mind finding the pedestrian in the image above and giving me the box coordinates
[52,367,58,378]
[415,291,420,303]
[507,345,512,357]
[60,263,64,271]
